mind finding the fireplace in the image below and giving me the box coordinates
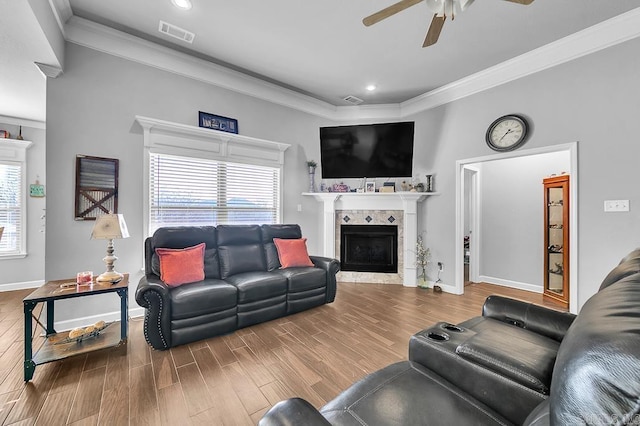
[340,225,398,273]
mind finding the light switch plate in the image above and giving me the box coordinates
[604,200,629,212]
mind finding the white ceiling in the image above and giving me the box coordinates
[3,1,640,123]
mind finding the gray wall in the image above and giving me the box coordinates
[39,34,640,322]
[478,152,570,290]
[45,43,331,322]
[0,123,46,287]
[411,37,640,309]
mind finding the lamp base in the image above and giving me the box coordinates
[96,270,124,283]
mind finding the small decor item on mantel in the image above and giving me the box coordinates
[306,160,317,192]
[16,126,24,140]
[416,235,431,289]
[0,130,9,139]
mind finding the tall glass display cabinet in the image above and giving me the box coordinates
[543,175,569,308]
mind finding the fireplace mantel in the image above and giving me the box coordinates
[302,191,436,287]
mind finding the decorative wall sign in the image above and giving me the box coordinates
[75,155,119,220]
[198,111,238,134]
[29,181,45,197]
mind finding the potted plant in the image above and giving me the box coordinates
[416,235,430,289]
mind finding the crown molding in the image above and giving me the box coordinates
[400,7,640,116]
[35,62,63,78]
[0,115,46,129]
[65,17,343,120]
[48,0,71,37]
[60,7,640,122]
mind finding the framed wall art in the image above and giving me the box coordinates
[198,111,238,134]
[75,155,119,220]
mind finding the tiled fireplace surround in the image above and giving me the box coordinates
[305,193,430,287]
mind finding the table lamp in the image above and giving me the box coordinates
[91,213,129,282]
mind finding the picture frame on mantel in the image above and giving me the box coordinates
[198,111,238,134]
[365,181,376,193]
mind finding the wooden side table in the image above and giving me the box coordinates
[23,274,129,381]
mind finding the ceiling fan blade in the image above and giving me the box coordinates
[363,0,424,27]
[423,15,446,47]
[503,0,534,4]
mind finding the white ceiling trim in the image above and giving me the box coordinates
[0,114,46,129]
[61,8,640,122]
[400,7,640,116]
[65,16,341,120]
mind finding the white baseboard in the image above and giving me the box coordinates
[54,307,145,331]
[478,275,543,293]
[0,280,44,292]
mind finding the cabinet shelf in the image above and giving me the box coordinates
[543,175,569,308]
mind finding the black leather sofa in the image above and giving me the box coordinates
[135,224,339,350]
[260,249,640,425]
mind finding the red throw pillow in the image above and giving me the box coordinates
[273,238,314,268]
[156,243,205,287]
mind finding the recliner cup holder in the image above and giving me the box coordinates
[427,331,449,341]
[441,323,464,332]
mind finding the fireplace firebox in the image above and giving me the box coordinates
[340,225,398,273]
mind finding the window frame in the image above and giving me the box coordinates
[0,139,33,259]
[137,116,290,240]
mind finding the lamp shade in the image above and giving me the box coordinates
[91,214,130,240]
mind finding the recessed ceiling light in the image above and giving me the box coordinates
[171,0,192,10]
[366,85,377,92]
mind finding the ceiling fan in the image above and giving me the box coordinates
[363,0,535,48]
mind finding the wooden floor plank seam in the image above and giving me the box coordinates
[0,282,564,425]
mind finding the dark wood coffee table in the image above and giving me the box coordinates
[23,274,129,381]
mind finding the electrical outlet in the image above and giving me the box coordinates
[437,262,443,271]
[297,204,302,212]
[604,200,629,212]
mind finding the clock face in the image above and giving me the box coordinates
[486,115,528,151]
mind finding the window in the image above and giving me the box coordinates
[149,153,281,234]
[0,139,31,258]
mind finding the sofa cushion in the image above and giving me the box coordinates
[599,247,640,290]
[261,224,303,271]
[274,238,314,268]
[273,267,327,292]
[217,224,262,246]
[218,244,266,279]
[152,248,220,280]
[170,279,237,320]
[152,226,217,249]
[550,277,640,425]
[457,316,559,394]
[156,243,205,287]
[225,272,287,304]
[320,361,511,426]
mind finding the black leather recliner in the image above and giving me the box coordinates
[135,224,339,350]
[260,249,640,425]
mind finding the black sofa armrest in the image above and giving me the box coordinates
[310,255,340,303]
[482,295,576,342]
[259,398,330,426]
[135,274,173,350]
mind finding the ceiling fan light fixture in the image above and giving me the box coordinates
[171,0,192,10]
[425,0,474,18]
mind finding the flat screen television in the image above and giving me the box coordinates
[319,121,414,179]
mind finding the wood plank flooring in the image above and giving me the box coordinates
[0,282,564,425]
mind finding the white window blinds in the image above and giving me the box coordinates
[149,153,281,234]
[0,162,23,255]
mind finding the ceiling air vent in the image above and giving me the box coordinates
[343,95,364,105]
[159,20,195,43]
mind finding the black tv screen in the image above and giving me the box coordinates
[320,121,414,179]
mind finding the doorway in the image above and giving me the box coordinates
[455,143,578,313]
